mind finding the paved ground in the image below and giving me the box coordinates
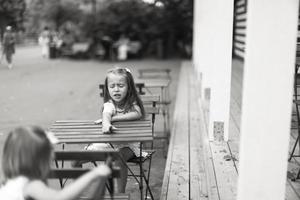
[0,45,181,200]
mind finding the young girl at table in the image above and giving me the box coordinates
[0,125,111,200]
[93,66,145,193]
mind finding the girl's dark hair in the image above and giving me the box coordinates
[103,67,145,117]
[2,126,53,183]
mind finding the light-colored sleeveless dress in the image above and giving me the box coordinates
[0,176,29,200]
[87,101,147,157]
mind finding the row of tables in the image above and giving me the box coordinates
[50,69,172,200]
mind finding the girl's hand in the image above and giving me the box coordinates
[102,124,117,134]
[102,123,111,134]
[94,118,102,124]
[94,164,112,177]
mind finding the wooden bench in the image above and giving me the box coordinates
[49,150,130,200]
[160,62,239,200]
[160,62,209,199]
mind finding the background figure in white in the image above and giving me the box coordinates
[38,26,50,58]
[115,35,130,61]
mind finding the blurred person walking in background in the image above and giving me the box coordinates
[38,26,50,58]
[1,26,16,69]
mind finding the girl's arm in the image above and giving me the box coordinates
[102,111,113,133]
[96,107,142,124]
[102,102,115,133]
[24,164,111,200]
[111,105,142,122]
[94,118,102,124]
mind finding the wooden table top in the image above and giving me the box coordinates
[50,120,153,144]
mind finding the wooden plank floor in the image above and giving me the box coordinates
[162,59,300,200]
[200,67,239,199]
[228,59,300,199]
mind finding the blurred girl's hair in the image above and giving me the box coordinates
[103,67,145,117]
[2,126,53,183]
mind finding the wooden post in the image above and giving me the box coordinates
[193,0,234,141]
[193,0,215,95]
[237,1,299,200]
[192,0,201,84]
[208,0,234,142]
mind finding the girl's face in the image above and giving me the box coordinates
[107,73,128,104]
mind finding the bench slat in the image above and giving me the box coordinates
[139,68,171,73]
[55,150,119,161]
[56,137,153,144]
[80,194,130,200]
[189,71,209,200]
[51,127,152,131]
[136,79,170,88]
[54,133,152,139]
[141,95,160,103]
[144,107,160,115]
[49,168,120,179]
[53,120,151,125]
[138,68,171,80]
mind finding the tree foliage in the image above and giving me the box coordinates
[24,0,82,38]
[82,0,193,57]
[0,0,26,36]
[23,0,193,57]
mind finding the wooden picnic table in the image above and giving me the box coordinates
[49,119,154,200]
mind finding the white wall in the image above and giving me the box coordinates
[193,0,234,141]
[237,1,299,199]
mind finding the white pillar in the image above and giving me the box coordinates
[193,0,213,96]
[193,0,234,141]
[208,1,234,142]
[237,1,299,200]
[193,0,215,95]
[192,0,202,85]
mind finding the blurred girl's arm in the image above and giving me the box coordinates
[94,118,102,124]
[111,105,142,122]
[24,164,111,200]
